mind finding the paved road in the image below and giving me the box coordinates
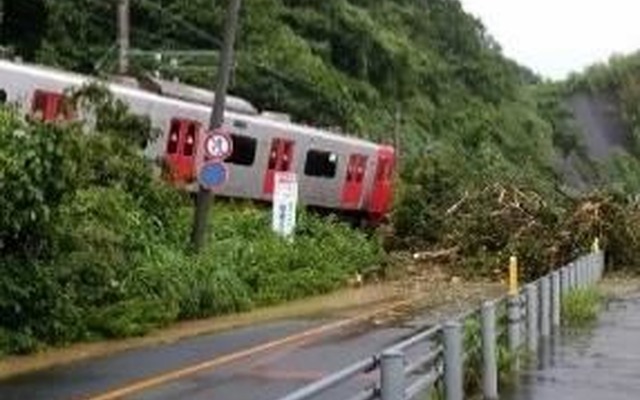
[0,281,502,400]
[0,320,324,400]
[504,294,640,400]
[0,299,460,400]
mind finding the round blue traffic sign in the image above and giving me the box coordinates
[198,161,228,188]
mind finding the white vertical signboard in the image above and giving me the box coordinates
[272,172,298,238]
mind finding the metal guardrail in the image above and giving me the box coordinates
[277,250,605,400]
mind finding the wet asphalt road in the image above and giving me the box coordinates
[0,304,441,400]
[504,295,640,400]
[0,320,323,400]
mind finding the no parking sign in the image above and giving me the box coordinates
[198,128,233,190]
[204,131,233,160]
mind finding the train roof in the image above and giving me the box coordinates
[114,75,259,115]
[0,60,385,151]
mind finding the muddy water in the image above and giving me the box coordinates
[504,294,640,400]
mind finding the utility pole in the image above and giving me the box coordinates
[393,102,402,169]
[190,0,242,252]
[118,0,130,74]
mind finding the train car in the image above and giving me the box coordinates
[0,60,395,222]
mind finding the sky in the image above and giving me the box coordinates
[460,0,640,80]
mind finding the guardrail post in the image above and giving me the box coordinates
[569,262,576,289]
[380,350,405,400]
[526,284,538,353]
[507,295,521,370]
[551,271,561,329]
[444,321,463,400]
[481,302,498,399]
[540,276,551,337]
[577,259,582,287]
[560,266,569,296]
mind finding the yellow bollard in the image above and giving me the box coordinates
[592,237,600,253]
[508,256,519,296]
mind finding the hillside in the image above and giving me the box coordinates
[6,0,640,357]
[2,1,566,177]
[563,52,640,193]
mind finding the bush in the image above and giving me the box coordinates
[0,103,384,356]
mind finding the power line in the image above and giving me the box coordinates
[136,0,223,48]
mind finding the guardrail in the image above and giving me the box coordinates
[277,250,605,400]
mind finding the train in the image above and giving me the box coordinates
[0,60,395,222]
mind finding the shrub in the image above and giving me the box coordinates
[0,102,384,356]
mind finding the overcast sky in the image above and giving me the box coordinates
[460,0,640,80]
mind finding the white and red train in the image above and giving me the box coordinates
[0,60,395,222]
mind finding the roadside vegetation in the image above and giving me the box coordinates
[0,98,383,356]
[562,288,602,328]
[3,0,640,358]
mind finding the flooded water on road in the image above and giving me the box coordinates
[504,294,640,400]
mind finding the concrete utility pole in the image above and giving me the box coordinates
[190,0,242,252]
[118,0,130,74]
[393,102,402,168]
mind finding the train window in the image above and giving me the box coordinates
[268,139,279,170]
[32,91,48,120]
[166,120,180,155]
[0,90,6,104]
[226,134,257,166]
[356,157,368,182]
[282,140,294,171]
[183,123,197,156]
[347,155,367,183]
[304,150,338,178]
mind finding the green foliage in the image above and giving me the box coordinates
[4,0,538,145]
[0,102,383,356]
[562,288,602,328]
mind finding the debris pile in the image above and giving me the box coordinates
[395,184,640,279]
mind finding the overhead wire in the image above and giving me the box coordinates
[58,0,394,135]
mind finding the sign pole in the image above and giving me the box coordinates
[190,0,242,252]
[117,0,130,75]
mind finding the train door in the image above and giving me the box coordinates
[341,154,368,207]
[164,118,200,183]
[263,138,295,195]
[369,147,395,218]
[31,90,71,121]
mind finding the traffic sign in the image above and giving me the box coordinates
[272,172,298,239]
[204,130,233,160]
[198,161,228,189]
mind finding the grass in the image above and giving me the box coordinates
[561,288,602,328]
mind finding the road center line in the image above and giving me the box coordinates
[84,298,413,400]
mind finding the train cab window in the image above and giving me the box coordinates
[226,134,257,166]
[0,90,6,104]
[183,124,197,156]
[304,150,338,178]
[166,120,180,154]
